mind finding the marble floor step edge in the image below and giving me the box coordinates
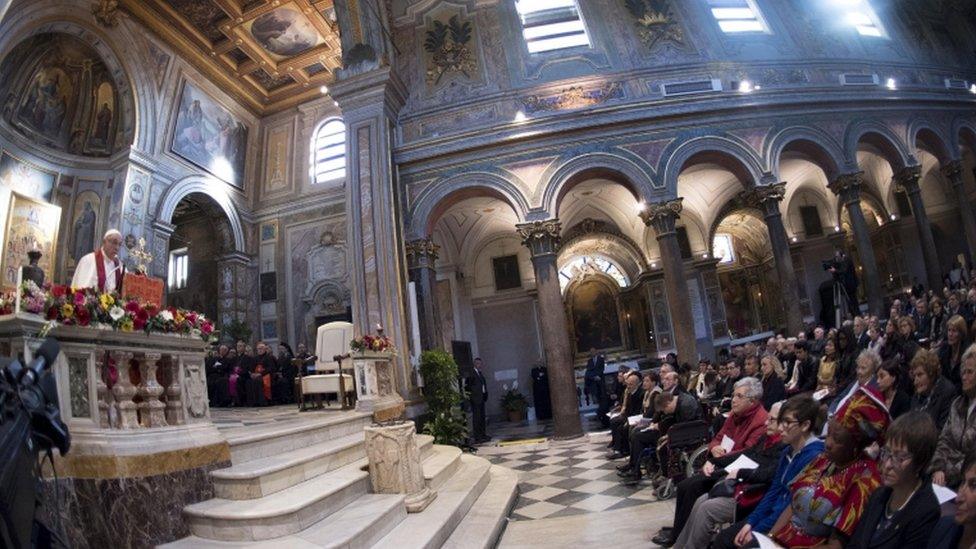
[226,412,372,464]
[417,434,434,458]
[422,445,463,491]
[372,453,493,549]
[212,433,366,500]
[184,460,370,542]
[158,494,407,549]
[442,465,519,549]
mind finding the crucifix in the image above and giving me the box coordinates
[130,238,154,275]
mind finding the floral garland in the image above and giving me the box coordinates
[9,281,216,342]
[350,333,396,354]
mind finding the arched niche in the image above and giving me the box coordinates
[564,274,624,354]
[0,32,131,157]
[712,211,780,339]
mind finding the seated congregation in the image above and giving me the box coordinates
[204,340,315,407]
[597,288,976,548]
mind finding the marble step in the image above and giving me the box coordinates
[442,465,519,549]
[422,444,462,491]
[372,453,493,549]
[159,493,407,549]
[417,434,434,458]
[184,460,370,542]
[212,432,366,500]
[225,412,372,465]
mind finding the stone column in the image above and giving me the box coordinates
[894,166,942,291]
[744,183,804,335]
[331,67,416,399]
[137,352,167,428]
[112,351,139,429]
[405,238,442,351]
[828,173,883,315]
[640,199,697,364]
[942,160,976,264]
[516,220,582,439]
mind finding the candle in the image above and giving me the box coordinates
[14,265,22,315]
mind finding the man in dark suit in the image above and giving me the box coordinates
[467,357,489,443]
[584,348,608,426]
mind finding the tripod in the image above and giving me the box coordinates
[832,277,854,328]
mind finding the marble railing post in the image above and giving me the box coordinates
[828,173,884,316]
[640,199,697,364]
[516,219,582,439]
[112,351,139,429]
[166,355,184,426]
[895,166,942,291]
[95,350,112,428]
[137,352,167,428]
[405,238,442,351]
[744,183,804,335]
[941,160,976,264]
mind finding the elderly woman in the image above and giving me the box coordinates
[930,345,976,489]
[940,315,970,386]
[824,349,881,433]
[709,377,769,459]
[847,411,941,549]
[760,354,786,411]
[911,348,959,428]
[758,386,888,547]
[656,402,785,548]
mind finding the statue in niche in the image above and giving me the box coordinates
[72,200,97,262]
[21,249,44,287]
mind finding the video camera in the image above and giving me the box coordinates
[0,338,70,549]
[821,258,840,272]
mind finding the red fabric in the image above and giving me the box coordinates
[94,248,119,292]
[709,402,768,452]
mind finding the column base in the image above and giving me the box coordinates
[404,485,438,513]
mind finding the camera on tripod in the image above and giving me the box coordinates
[822,258,840,272]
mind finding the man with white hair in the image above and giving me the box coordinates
[71,229,124,292]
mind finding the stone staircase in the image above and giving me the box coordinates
[159,412,518,548]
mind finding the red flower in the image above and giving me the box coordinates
[186,312,198,324]
[73,292,87,307]
[51,285,67,298]
[75,307,91,326]
[201,321,213,335]
[125,300,140,313]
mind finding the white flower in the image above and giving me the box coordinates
[158,310,174,322]
[502,384,509,391]
[512,380,519,390]
[109,306,125,321]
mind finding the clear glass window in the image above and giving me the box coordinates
[311,118,346,184]
[515,0,590,53]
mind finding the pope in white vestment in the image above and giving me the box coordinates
[71,229,124,293]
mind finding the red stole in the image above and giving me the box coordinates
[94,248,119,292]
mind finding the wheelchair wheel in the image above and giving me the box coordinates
[685,443,711,478]
[655,478,675,500]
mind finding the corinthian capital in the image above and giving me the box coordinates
[828,172,864,203]
[743,182,786,217]
[639,198,683,235]
[405,238,439,269]
[893,165,922,193]
[941,160,964,182]
[516,219,562,257]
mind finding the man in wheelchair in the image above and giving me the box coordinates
[618,388,701,484]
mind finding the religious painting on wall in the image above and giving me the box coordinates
[247,6,324,58]
[1,192,61,289]
[492,255,521,291]
[262,320,277,340]
[69,190,100,267]
[260,272,277,302]
[0,151,56,202]
[261,222,277,242]
[170,81,248,189]
[570,279,623,353]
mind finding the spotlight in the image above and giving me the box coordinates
[885,78,896,90]
[738,80,754,93]
[319,85,329,94]
[514,110,527,123]
[636,201,647,214]
[890,214,897,220]
[834,226,841,232]
[701,253,709,259]
[790,236,798,243]
[970,84,976,94]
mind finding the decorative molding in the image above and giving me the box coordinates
[91,0,121,28]
[521,82,624,115]
[623,0,685,51]
[640,198,682,235]
[893,165,922,194]
[516,219,562,258]
[828,172,864,204]
[405,237,439,269]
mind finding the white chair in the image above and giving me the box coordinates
[297,321,356,410]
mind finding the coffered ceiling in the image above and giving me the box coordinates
[121,0,342,115]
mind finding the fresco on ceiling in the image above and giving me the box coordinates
[0,152,56,202]
[250,7,323,57]
[171,81,248,189]
[0,33,122,157]
[163,0,227,43]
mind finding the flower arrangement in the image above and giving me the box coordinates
[10,282,216,343]
[350,333,396,354]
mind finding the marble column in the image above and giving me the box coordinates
[828,173,883,315]
[640,199,697,364]
[941,160,976,264]
[405,238,442,351]
[744,183,804,335]
[894,166,942,291]
[216,252,258,339]
[331,67,416,399]
[516,220,582,439]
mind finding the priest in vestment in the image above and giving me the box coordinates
[71,229,124,293]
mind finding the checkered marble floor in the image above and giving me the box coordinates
[484,439,662,521]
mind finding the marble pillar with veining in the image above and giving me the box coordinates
[829,172,884,316]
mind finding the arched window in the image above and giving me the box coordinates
[311,118,346,184]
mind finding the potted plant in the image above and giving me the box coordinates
[500,383,529,422]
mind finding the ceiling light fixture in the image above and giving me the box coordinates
[885,77,896,90]
[319,85,329,94]
[738,80,754,93]
[514,110,528,123]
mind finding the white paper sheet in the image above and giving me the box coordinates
[812,388,830,401]
[933,484,957,504]
[627,414,645,426]
[608,411,621,419]
[754,532,786,549]
[725,454,759,472]
[720,434,735,453]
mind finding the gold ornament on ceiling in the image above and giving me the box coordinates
[118,0,342,114]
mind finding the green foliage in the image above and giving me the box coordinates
[424,20,448,52]
[419,350,468,445]
[500,388,528,412]
[448,15,472,45]
[222,318,252,344]
[422,408,469,447]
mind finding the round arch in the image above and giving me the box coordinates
[660,136,768,194]
[0,10,159,154]
[408,172,530,239]
[765,127,846,182]
[844,121,914,171]
[911,123,953,164]
[538,150,656,214]
[951,118,976,156]
[157,175,247,253]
